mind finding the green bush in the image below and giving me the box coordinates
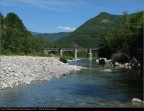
[59,57,67,63]
[61,54,73,60]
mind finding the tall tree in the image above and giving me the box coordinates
[4,13,27,32]
[1,12,47,55]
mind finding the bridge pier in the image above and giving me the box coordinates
[74,49,78,60]
[88,49,92,60]
[60,49,63,56]
[44,49,48,55]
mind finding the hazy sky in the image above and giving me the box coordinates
[1,0,144,33]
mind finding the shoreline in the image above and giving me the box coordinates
[0,56,84,89]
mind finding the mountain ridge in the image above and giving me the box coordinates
[31,32,71,43]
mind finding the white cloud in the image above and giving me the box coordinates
[57,26,76,31]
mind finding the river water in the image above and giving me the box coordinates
[0,59,143,107]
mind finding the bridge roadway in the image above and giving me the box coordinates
[44,48,98,60]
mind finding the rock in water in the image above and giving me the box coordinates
[132,98,142,103]
[132,98,143,106]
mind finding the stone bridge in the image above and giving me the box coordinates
[44,48,98,60]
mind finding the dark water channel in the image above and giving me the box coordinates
[0,59,143,107]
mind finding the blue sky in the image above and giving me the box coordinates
[1,0,144,33]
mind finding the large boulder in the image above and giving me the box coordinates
[99,58,106,64]
[132,98,143,106]
[130,57,139,69]
[98,58,112,65]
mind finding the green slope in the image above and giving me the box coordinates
[56,12,124,48]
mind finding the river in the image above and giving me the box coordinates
[0,59,143,107]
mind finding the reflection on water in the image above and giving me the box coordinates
[0,59,143,107]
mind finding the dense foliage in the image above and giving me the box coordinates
[0,12,47,55]
[59,57,68,63]
[97,11,143,63]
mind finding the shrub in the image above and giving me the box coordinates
[59,57,67,63]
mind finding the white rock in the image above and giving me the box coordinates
[132,98,142,103]
[125,63,130,66]
[96,59,99,63]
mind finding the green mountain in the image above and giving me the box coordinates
[32,32,71,42]
[56,12,124,48]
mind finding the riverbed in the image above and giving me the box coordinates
[0,59,143,107]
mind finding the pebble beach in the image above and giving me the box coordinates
[0,56,84,89]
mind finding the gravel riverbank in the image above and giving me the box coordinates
[0,56,84,89]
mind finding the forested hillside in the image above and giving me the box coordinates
[0,12,47,55]
[55,12,123,48]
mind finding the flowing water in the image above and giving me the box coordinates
[0,59,143,107]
